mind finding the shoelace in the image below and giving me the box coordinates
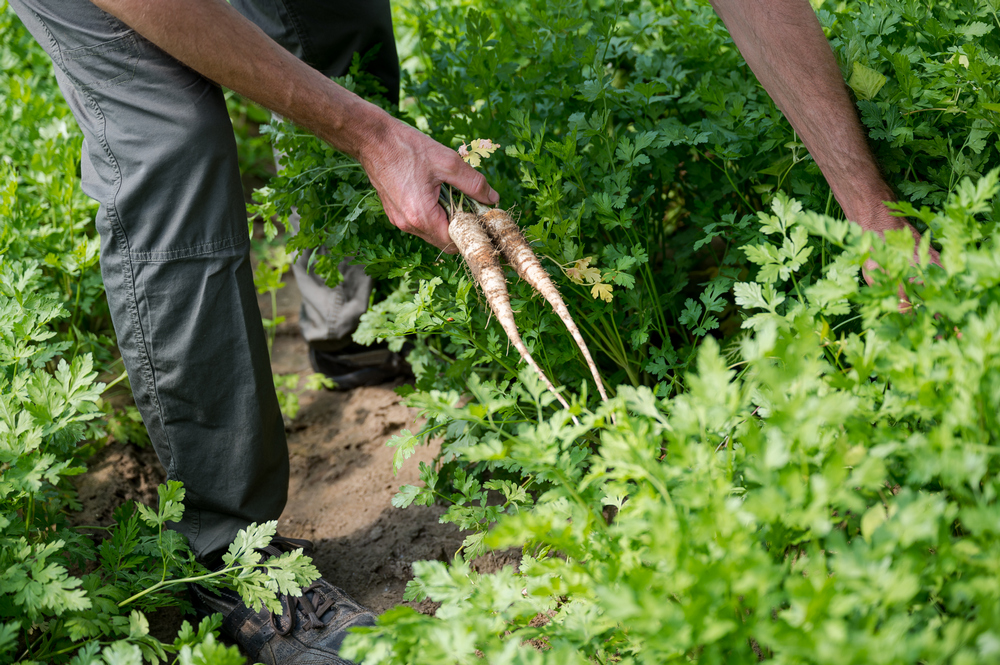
[269,580,335,635]
[260,536,333,636]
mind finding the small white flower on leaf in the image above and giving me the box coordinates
[459,138,501,168]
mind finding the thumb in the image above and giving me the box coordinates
[444,155,500,206]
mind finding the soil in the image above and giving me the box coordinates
[74,269,518,638]
[262,273,466,613]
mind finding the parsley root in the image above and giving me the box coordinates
[472,203,609,404]
[448,210,574,415]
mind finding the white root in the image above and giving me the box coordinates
[448,211,575,418]
[471,202,610,404]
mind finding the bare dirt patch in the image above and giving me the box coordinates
[262,271,466,613]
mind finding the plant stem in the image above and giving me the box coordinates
[268,286,278,357]
[102,369,129,393]
[117,564,255,607]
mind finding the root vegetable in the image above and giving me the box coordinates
[448,211,574,415]
[471,203,609,404]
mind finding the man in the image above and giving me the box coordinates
[8,0,930,663]
[10,1,491,662]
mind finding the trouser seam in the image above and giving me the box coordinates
[78,74,175,482]
[130,235,248,262]
[30,9,64,69]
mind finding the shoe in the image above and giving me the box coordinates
[308,342,412,391]
[190,537,376,665]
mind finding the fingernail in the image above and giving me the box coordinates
[489,189,500,205]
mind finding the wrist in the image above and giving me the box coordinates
[851,200,911,236]
[834,179,907,236]
[315,93,394,162]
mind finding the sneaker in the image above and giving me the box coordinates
[308,342,411,391]
[190,537,376,665]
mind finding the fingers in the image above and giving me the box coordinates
[422,200,458,254]
[384,195,457,255]
[358,118,498,251]
[442,153,500,206]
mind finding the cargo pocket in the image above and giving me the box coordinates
[61,31,140,90]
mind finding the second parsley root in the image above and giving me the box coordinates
[448,210,573,414]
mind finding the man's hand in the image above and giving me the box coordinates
[857,207,942,288]
[90,0,498,251]
[858,207,941,314]
[357,119,498,252]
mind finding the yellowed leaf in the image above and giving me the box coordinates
[591,282,613,302]
[579,266,602,284]
[566,257,602,284]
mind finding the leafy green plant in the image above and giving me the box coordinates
[226,91,276,188]
[14,483,313,664]
[255,0,1000,662]
[342,169,1000,665]
[259,0,999,394]
[250,242,334,419]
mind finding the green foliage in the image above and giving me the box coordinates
[225,92,275,187]
[341,171,1000,665]
[0,14,110,369]
[250,242,335,418]
[257,0,1000,662]
[259,0,1000,396]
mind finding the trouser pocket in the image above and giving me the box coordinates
[13,0,141,91]
[61,32,140,90]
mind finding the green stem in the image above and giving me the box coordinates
[623,225,671,342]
[70,271,84,330]
[102,369,129,393]
[698,150,755,212]
[900,107,965,116]
[602,311,636,386]
[832,314,862,331]
[117,563,259,607]
[24,495,34,537]
[268,287,278,357]
[32,639,104,662]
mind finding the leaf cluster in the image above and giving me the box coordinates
[251,0,1000,661]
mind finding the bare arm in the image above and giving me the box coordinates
[709,0,934,261]
[89,0,498,251]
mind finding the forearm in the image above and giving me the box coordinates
[710,0,904,232]
[89,0,498,251]
[90,0,388,159]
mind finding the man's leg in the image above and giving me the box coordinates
[233,0,409,388]
[9,0,288,561]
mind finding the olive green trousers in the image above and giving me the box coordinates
[10,0,398,559]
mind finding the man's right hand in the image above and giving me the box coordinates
[356,114,499,252]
